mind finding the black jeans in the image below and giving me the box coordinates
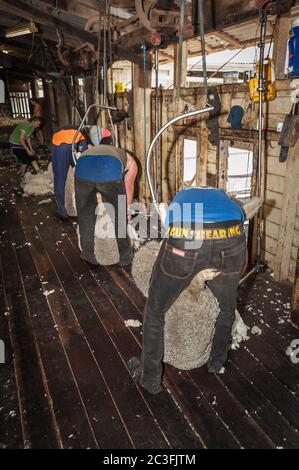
[140,225,247,388]
[75,177,133,265]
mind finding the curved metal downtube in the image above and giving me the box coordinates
[71,103,117,166]
[146,105,214,216]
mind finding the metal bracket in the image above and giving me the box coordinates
[71,103,117,166]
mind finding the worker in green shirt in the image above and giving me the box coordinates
[9,116,42,176]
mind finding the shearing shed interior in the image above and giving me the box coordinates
[0,0,299,450]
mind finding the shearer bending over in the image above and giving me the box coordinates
[128,187,262,394]
[74,128,137,266]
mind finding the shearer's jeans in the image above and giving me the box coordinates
[75,177,133,265]
[140,222,247,388]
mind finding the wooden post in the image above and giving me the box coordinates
[133,58,152,203]
[53,80,72,128]
[84,76,97,124]
[173,42,187,88]
[42,79,54,142]
[197,124,209,186]
[273,141,299,281]
[173,42,187,112]
[273,13,290,80]
[218,140,229,190]
[291,249,299,327]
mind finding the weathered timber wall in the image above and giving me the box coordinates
[115,80,299,283]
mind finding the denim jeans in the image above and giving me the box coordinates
[140,223,247,389]
[75,177,133,265]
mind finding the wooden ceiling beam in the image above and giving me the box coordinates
[212,30,243,49]
[0,0,144,65]
[0,0,98,46]
[156,50,174,61]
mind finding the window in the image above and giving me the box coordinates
[9,91,31,118]
[183,138,197,186]
[226,146,253,200]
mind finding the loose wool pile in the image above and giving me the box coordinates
[132,241,248,370]
[22,163,54,196]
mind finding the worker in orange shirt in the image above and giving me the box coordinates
[51,125,88,220]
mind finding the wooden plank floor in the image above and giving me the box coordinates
[1,162,299,449]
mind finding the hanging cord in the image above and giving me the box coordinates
[208,47,246,80]
[103,2,108,106]
[141,43,147,204]
[95,10,102,102]
[108,0,114,104]
[154,48,159,201]
[95,9,102,144]
[176,0,185,103]
[198,0,208,98]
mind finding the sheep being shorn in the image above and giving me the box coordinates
[75,192,120,265]
[131,241,248,371]
[66,167,142,265]
[65,171,248,369]
[65,166,119,264]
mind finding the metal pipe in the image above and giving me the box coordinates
[71,103,117,165]
[108,1,114,104]
[242,1,274,283]
[103,5,108,106]
[256,5,269,265]
[146,105,213,216]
